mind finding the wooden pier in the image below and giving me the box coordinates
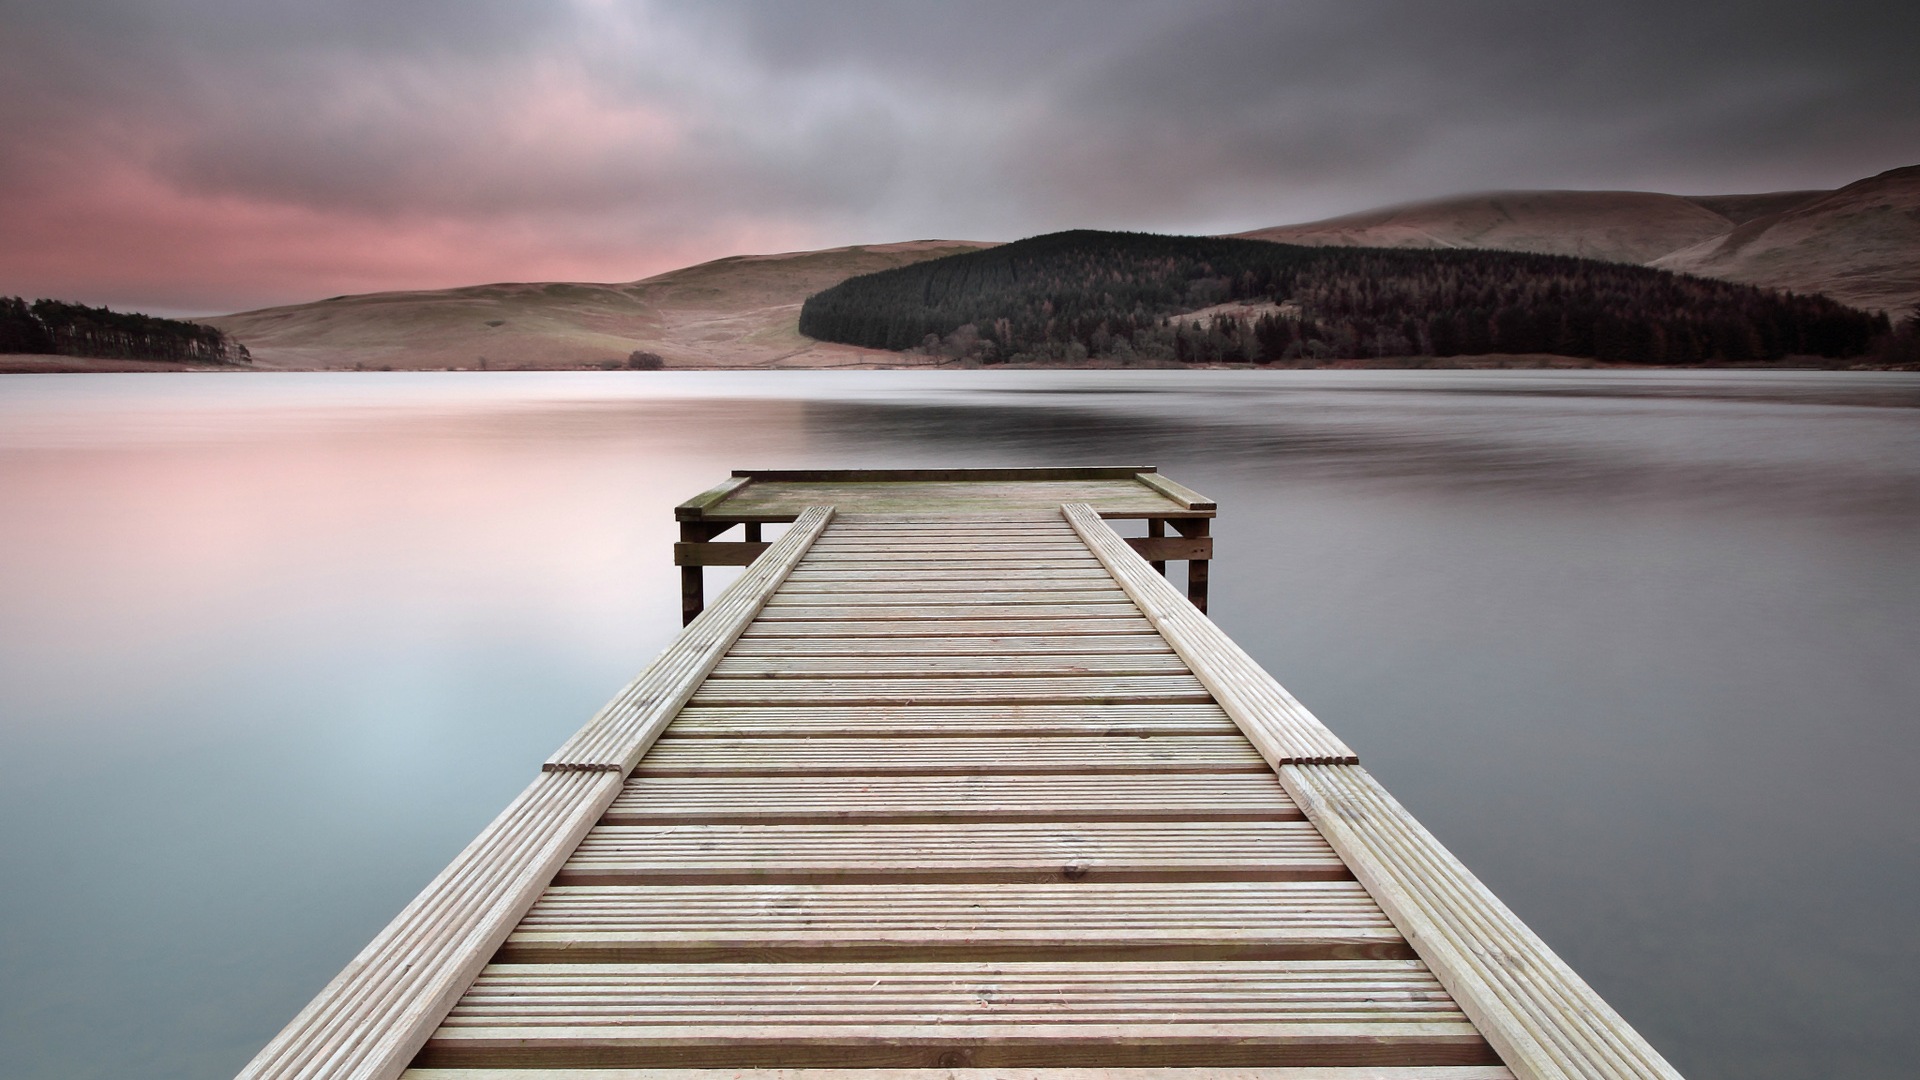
[237,468,1682,1080]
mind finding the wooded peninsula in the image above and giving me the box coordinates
[800,231,1890,366]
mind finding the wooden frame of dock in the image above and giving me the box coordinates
[236,467,1682,1080]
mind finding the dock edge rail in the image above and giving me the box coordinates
[233,768,621,1080]
[1284,764,1686,1080]
[1062,502,1355,765]
[237,507,838,1080]
[546,505,835,772]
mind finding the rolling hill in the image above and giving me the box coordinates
[1652,166,1920,315]
[197,165,1915,370]
[1232,189,1754,265]
[1233,165,1917,316]
[205,240,994,370]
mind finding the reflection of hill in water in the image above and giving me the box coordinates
[791,372,1920,520]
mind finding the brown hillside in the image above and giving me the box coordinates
[1231,190,1739,264]
[1682,190,1826,225]
[206,240,996,370]
[1653,165,1920,315]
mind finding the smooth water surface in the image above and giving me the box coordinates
[1,370,1916,1079]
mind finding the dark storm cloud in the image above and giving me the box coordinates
[0,0,1914,312]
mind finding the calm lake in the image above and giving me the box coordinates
[1,369,1916,1080]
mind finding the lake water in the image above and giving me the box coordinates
[1,369,1916,1080]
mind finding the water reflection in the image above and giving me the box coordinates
[0,370,1915,1080]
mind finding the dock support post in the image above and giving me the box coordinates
[678,521,725,624]
[1147,518,1167,575]
[1173,517,1209,613]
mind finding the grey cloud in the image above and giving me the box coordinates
[2,0,1916,310]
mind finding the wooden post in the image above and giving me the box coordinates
[1173,517,1210,613]
[679,521,725,624]
[743,522,762,543]
[1147,518,1167,575]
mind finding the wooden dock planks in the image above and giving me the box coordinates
[242,468,1677,1080]
[409,509,1494,1075]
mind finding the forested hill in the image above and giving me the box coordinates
[798,230,1886,365]
[1,297,250,365]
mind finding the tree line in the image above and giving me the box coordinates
[0,297,250,365]
[798,230,1889,365]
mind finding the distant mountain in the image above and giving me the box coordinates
[1653,166,1920,315]
[1234,166,1917,316]
[201,165,1915,370]
[205,240,993,369]
[1232,190,1752,265]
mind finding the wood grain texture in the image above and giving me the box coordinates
[401,1060,1512,1068]
[632,734,1268,775]
[1132,471,1219,511]
[557,821,1348,885]
[738,617,1156,637]
[605,771,1298,823]
[706,654,1190,678]
[725,633,1174,656]
[1282,765,1684,1080]
[419,960,1491,1068]
[714,479,1192,520]
[1062,504,1355,765]
[665,703,1234,737]
[685,675,1213,706]
[503,881,1407,962]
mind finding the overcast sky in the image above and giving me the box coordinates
[2,0,1914,314]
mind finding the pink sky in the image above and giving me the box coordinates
[2,1,1914,316]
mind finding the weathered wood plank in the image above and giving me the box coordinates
[405,1060,1512,1068]
[419,960,1491,1068]
[1132,471,1219,511]
[764,589,1132,607]
[674,475,752,520]
[706,654,1192,678]
[1126,536,1214,562]
[557,821,1348,885]
[777,578,1120,594]
[1063,504,1356,766]
[605,771,1298,823]
[724,634,1174,656]
[684,675,1213,706]
[736,468,1160,482]
[666,702,1231,736]
[1282,765,1685,1080]
[673,541,770,566]
[633,734,1266,775]
[502,881,1406,963]
[717,480,1190,520]
[737,617,1156,637]
[752,604,1142,621]
[545,507,834,772]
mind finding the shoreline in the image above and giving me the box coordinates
[7,352,1914,374]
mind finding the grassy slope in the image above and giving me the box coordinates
[205,240,995,370]
[1230,190,1750,265]
[1653,165,1920,315]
